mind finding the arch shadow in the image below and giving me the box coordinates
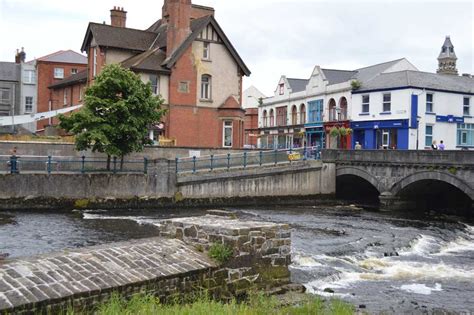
[391,171,474,200]
[336,166,382,194]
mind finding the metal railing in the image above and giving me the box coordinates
[0,155,149,174]
[175,147,321,174]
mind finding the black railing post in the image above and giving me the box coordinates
[47,156,52,175]
[175,158,179,174]
[227,153,231,171]
[210,155,214,171]
[259,151,263,166]
[192,156,196,174]
[144,158,148,174]
[243,152,247,169]
[113,157,117,174]
[81,156,85,174]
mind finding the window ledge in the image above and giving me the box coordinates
[380,112,391,115]
[202,59,212,63]
[425,112,436,116]
[200,99,213,103]
[359,113,370,116]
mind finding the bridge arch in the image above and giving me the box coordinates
[391,171,474,200]
[336,166,382,193]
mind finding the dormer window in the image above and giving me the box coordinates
[203,42,210,60]
[279,84,284,95]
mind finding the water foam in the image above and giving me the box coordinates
[399,234,441,256]
[438,224,474,255]
[400,283,442,295]
[82,213,162,227]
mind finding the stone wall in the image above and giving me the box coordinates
[160,214,291,295]
[0,215,292,314]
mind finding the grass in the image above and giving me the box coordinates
[208,243,233,264]
[93,292,355,315]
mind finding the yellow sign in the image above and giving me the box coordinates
[288,153,302,161]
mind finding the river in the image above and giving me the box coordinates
[1,206,473,313]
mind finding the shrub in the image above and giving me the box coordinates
[351,80,361,90]
[208,243,233,264]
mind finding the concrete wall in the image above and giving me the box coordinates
[177,160,335,199]
[0,141,259,160]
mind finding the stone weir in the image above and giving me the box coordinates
[0,215,291,314]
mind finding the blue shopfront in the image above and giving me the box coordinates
[351,119,409,150]
[305,99,325,149]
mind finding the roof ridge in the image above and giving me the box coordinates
[321,68,356,72]
[89,22,158,34]
[355,58,405,71]
[287,78,308,81]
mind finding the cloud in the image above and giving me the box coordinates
[1,0,472,96]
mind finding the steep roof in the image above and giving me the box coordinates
[81,23,159,52]
[287,78,308,93]
[356,70,474,94]
[321,69,357,85]
[121,48,170,74]
[36,50,87,64]
[0,62,20,82]
[163,15,251,76]
[353,58,406,82]
[438,36,457,60]
[48,70,88,89]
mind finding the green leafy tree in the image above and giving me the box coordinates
[59,64,165,169]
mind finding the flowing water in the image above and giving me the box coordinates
[1,206,473,313]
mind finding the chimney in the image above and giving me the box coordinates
[110,6,127,28]
[15,47,26,64]
[163,0,192,57]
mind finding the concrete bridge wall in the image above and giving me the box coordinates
[177,160,336,200]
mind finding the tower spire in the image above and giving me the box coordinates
[437,35,458,75]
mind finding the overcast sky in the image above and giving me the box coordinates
[1,0,473,95]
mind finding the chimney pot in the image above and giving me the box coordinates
[110,6,127,28]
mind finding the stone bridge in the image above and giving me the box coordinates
[322,150,474,211]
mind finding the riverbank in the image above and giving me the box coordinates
[95,291,354,315]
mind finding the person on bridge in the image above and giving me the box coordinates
[355,142,362,150]
[439,140,446,150]
[431,140,438,150]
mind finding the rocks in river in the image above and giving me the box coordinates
[323,288,335,293]
[0,252,9,261]
[0,214,15,226]
[383,251,399,257]
[359,304,366,309]
[206,209,237,218]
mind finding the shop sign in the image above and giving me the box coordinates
[436,115,464,124]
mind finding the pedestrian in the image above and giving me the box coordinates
[438,140,445,151]
[431,140,438,150]
[355,141,362,150]
[9,146,19,174]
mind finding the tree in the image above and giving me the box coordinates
[59,64,165,169]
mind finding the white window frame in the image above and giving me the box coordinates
[150,75,159,95]
[25,96,33,113]
[71,68,78,75]
[382,93,391,112]
[426,93,434,113]
[0,88,10,104]
[463,97,470,116]
[223,120,233,148]
[201,75,211,100]
[54,68,64,79]
[362,95,370,113]
[425,124,433,148]
[93,47,98,77]
[23,70,36,84]
[63,89,68,106]
[203,42,210,60]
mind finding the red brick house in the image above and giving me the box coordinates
[34,50,87,132]
[62,0,250,148]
